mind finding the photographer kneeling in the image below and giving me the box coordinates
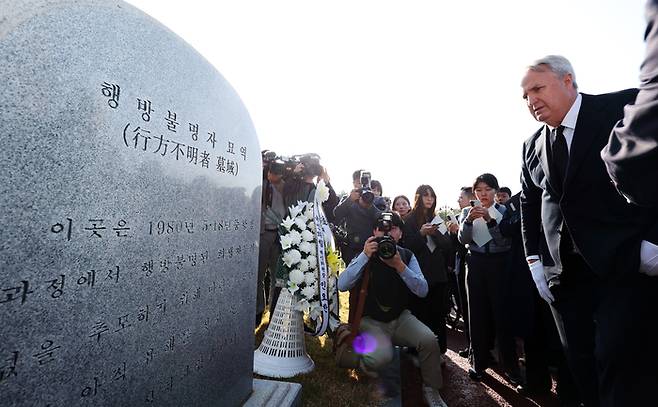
[337,212,447,407]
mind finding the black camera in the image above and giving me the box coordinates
[329,223,348,247]
[262,151,322,179]
[262,150,287,177]
[359,170,374,205]
[374,212,397,259]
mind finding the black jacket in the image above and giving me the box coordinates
[403,214,453,285]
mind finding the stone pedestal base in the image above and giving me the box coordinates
[242,379,302,407]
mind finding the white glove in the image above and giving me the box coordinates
[528,261,554,303]
[639,240,658,276]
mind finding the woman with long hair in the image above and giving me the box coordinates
[402,185,453,359]
[458,173,519,383]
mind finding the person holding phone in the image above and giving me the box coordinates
[458,173,520,384]
[403,185,454,362]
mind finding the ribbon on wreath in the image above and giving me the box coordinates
[311,190,331,336]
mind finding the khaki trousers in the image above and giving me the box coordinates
[359,309,442,389]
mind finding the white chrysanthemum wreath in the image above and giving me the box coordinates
[279,180,341,331]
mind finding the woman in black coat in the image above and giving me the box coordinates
[402,185,453,356]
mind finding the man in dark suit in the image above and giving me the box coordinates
[519,55,658,406]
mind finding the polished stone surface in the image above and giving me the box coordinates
[0,1,261,405]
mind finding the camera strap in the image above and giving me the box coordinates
[348,262,371,342]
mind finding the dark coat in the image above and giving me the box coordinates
[602,0,658,209]
[499,193,537,337]
[402,214,453,285]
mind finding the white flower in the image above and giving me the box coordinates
[289,268,305,285]
[283,250,302,267]
[316,180,330,203]
[308,221,316,232]
[306,255,317,269]
[287,283,299,295]
[294,217,308,231]
[288,230,302,246]
[280,234,293,250]
[281,216,295,230]
[329,315,341,330]
[301,229,314,242]
[295,299,310,313]
[308,244,317,256]
[298,259,310,272]
[309,304,322,320]
[301,285,316,299]
[290,201,306,219]
[304,203,314,220]
[304,272,316,285]
[299,241,314,254]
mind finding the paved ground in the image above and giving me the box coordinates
[400,326,561,407]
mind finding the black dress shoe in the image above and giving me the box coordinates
[458,348,470,358]
[468,368,484,381]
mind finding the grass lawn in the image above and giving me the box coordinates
[254,290,386,406]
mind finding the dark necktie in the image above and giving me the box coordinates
[551,125,568,190]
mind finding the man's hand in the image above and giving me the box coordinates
[363,236,378,258]
[349,189,360,202]
[528,260,554,303]
[380,250,406,273]
[447,221,459,234]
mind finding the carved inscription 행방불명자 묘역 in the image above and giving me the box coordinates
[1,2,261,404]
[102,81,249,177]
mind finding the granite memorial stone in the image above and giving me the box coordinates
[0,1,261,405]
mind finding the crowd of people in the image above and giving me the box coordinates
[255,10,658,405]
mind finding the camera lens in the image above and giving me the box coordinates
[361,190,375,204]
[376,236,397,259]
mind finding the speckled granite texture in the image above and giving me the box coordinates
[0,1,261,405]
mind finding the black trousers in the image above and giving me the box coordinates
[524,288,579,403]
[551,251,658,407]
[411,282,448,354]
[456,259,470,347]
[466,252,518,374]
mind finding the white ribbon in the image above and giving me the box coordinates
[311,192,330,336]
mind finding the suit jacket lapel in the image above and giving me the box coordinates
[564,94,600,189]
[536,125,561,193]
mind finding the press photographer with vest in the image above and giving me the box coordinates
[337,212,447,407]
